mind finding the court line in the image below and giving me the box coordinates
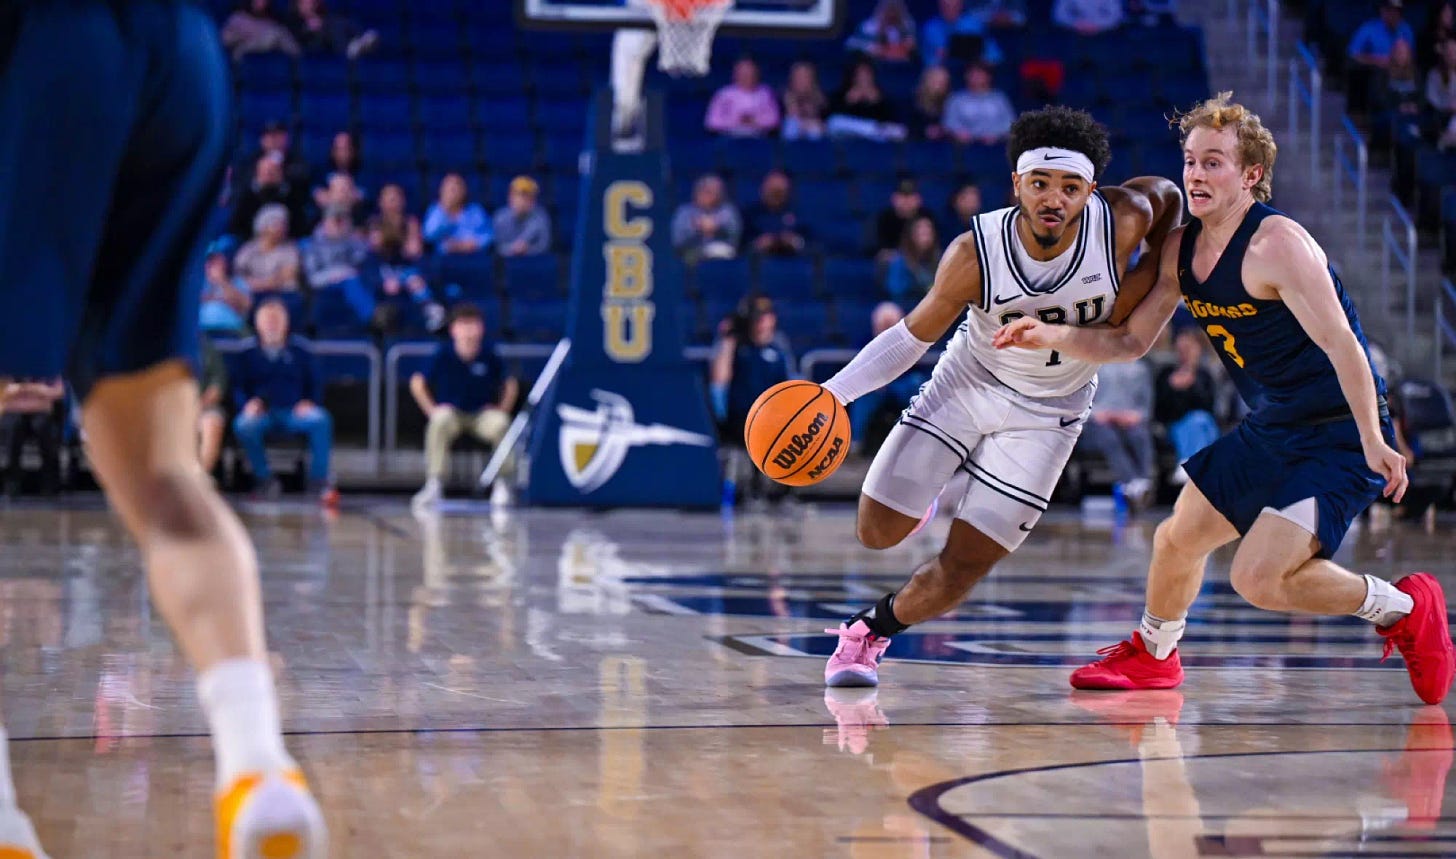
[906,747,1439,859]
[6,723,1441,744]
[355,506,416,541]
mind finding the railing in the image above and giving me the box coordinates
[1288,42,1322,178]
[1246,0,1280,108]
[383,341,557,453]
[1438,279,1456,381]
[213,337,381,462]
[1380,195,1419,346]
[1332,115,1369,252]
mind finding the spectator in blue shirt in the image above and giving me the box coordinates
[1350,0,1415,68]
[423,173,492,255]
[884,215,941,306]
[230,298,336,503]
[921,0,1004,67]
[1348,1,1415,114]
[409,303,519,508]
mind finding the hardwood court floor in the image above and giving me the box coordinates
[1,498,1453,858]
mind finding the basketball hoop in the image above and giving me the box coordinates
[644,0,732,76]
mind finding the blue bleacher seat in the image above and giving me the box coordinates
[235,53,295,91]
[295,92,351,133]
[797,179,855,222]
[420,132,480,174]
[356,93,415,130]
[834,299,880,348]
[406,22,462,57]
[475,97,533,135]
[412,60,472,96]
[898,140,958,177]
[238,92,294,131]
[823,257,882,303]
[434,253,496,300]
[507,299,568,343]
[772,300,831,351]
[353,59,411,94]
[714,137,775,179]
[361,130,418,171]
[669,146,719,187]
[501,254,562,302]
[533,101,588,135]
[959,144,1004,178]
[481,134,538,174]
[475,65,528,98]
[297,57,350,93]
[416,95,472,131]
[541,135,582,172]
[308,285,368,338]
[780,141,837,179]
[757,257,817,301]
[838,139,897,178]
[814,217,869,256]
[852,178,896,217]
[918,180,954,218]
[692,258,750,302]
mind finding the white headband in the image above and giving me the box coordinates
[1015,147,1095,184]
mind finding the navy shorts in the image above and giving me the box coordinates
[1183,415,1393,559]
[0,1,231,397]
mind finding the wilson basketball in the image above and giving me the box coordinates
[744,381,851,487]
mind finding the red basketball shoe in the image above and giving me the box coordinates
[1377,573,1456,705]
[1069,631,1184,690]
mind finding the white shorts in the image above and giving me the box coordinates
[862,354,1095,550]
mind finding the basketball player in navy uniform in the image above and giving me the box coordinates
[997,93,1455,704]
[0,3,325,857]
[816,107,1183,687]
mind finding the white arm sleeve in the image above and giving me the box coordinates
[821,320,934,406]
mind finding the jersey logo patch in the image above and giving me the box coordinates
[1080,273,1102,284]
[992,293,1019,306]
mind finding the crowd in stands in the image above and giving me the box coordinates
[5,0,1225,507]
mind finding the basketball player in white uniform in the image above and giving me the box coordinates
[819,107,1182,687]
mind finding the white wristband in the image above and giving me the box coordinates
[821,320,934,406]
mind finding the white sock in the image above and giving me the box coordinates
[0,726,15,807]
[197,659,294,788]
[1353,574,1414,627]
[1138,610,1186,660]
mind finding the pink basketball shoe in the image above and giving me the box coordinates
[824,620,891,687]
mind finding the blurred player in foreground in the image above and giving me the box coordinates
[0,3,325,856]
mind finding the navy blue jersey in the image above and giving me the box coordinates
[0,0,230,395]
[1176,202,1386,426]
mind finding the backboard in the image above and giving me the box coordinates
[514,0,844,37]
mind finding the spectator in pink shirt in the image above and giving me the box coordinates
[705,57,781,138]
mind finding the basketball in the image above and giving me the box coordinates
[744,381,850,486]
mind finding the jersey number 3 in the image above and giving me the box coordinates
[1205,325,1245,367]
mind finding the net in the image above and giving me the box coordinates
[645,0,733,76]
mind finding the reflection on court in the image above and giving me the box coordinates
[0,502,1450,857]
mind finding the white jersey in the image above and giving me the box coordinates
[946,192,1122,398]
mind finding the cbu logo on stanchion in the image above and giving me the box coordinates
[557,389,713,493]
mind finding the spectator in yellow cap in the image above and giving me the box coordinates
[492,175,552,257]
